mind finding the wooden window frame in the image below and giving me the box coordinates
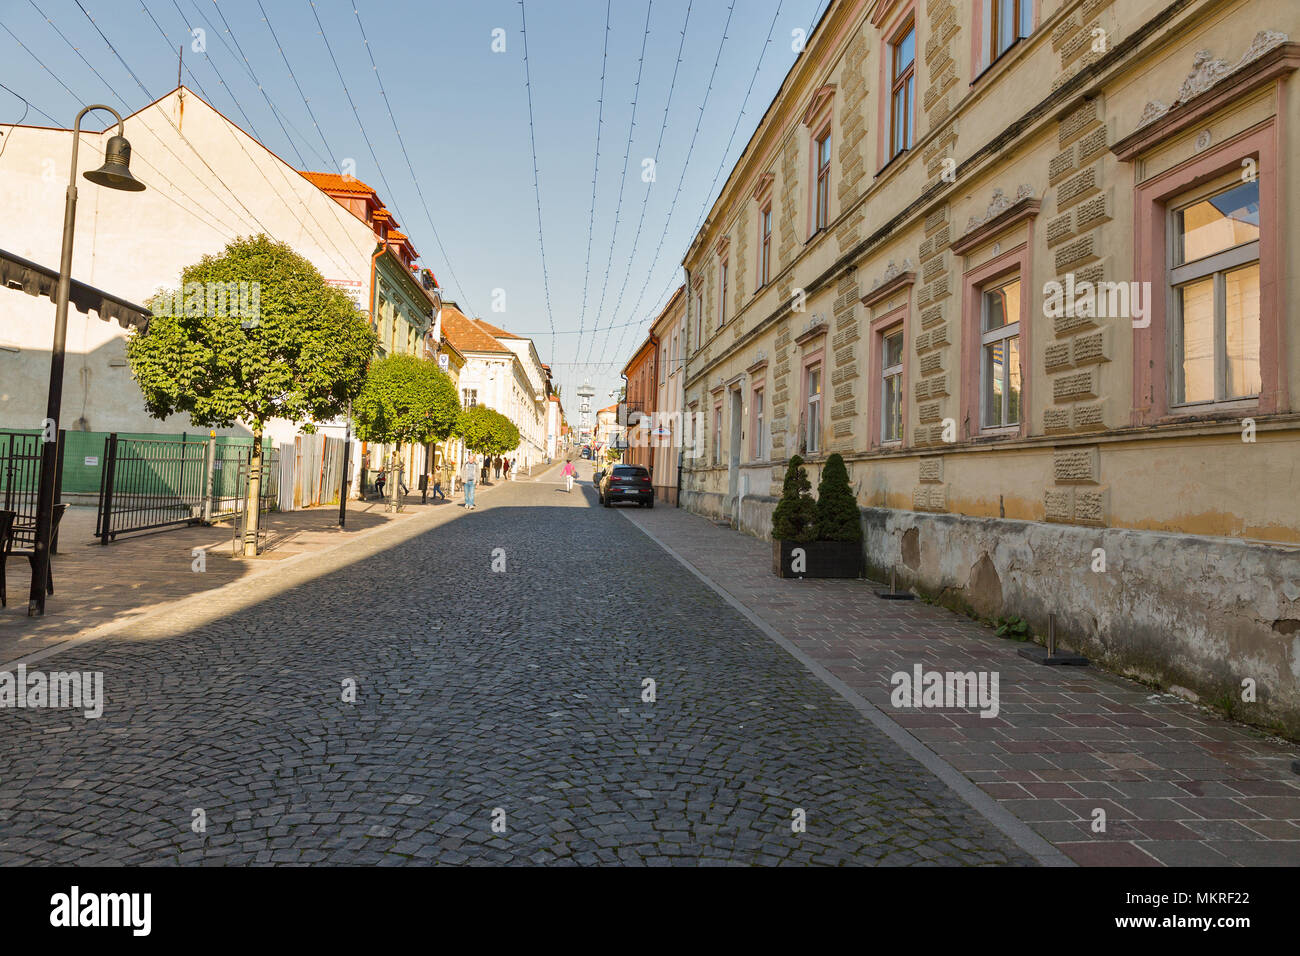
[890,18,916,159]
[814,130,832,233]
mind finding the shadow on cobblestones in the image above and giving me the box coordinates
[0,476,1035,866]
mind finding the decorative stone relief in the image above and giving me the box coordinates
[870,258,915,293]
[1137,32,1289,128]
[966,185,1035,231]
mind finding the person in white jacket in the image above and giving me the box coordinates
[462,457,478,510]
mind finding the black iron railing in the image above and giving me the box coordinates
[0,429,64,550]
[95,434,278,544]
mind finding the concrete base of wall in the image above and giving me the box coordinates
[682,491,1300,738]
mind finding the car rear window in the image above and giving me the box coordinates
[613,466,649,477]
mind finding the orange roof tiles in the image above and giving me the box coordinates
[300,170,378,196]
[473,318,524,340]
[440,307,511,354]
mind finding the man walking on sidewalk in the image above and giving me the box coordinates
[462,457,478,510]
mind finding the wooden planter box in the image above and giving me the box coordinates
[772,539,864,579]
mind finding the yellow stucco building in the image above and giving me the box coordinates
[677,0,1300,731]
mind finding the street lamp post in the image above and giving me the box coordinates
[29,105,144,616]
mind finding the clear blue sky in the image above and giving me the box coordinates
[0,0,827,407]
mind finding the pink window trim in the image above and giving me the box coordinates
[870,303,911,449]
[874,0,916,173]
[969,0,1042,82]
[800,348,826,455]
[959,240,1033,440]
[1131,118,1285,424]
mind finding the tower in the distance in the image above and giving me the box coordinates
[577,381,595,443]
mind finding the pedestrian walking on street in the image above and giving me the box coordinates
[462,457,478,510]
[397,464,410,498]
[432,467,445,501]
[480,458,490,484]
[562,459,576,493]
[503,458,512,481]
[374,467,386,501]
[494,456,502,480]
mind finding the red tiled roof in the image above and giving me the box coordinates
[441,307,510,354]
[300,170,378,196]
[473,318,524,340]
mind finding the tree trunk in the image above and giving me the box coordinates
[242,429,263,557]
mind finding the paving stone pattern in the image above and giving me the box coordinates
[0,468,1031,865]
[624,504,1300,867]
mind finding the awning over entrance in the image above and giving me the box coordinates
[0,247,151,331]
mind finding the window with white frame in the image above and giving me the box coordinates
[752,387,765,460]
[805,364,823,454]
[980,275,1022,429]
[1170,179,1261,406]
[670,332,678,374]
[462,388,478,408]
[882,328,904,442]
[695,292,704,345]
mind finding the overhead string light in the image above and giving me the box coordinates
[519,0,556,364]
[572,0,613,367]
[624,0,792,370]
[582,0,654,368]
[595,0,694,366]
[352,2,476,318]
[599,0,737,371]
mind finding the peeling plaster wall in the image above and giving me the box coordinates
[691,490,1300,736]
[861,507,1300,736]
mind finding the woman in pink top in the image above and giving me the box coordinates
[562,459,576,493]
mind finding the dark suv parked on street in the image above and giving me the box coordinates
[598,465,654,508]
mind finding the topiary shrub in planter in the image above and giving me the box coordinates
[771,455,816,576]
[772,453,864,579]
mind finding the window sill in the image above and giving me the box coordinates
[1164,398,1259,421]
[875,147,910,179]
[976,424,1022,439]
[970,35,1026,87]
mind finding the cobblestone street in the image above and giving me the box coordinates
[0,465,1040,866]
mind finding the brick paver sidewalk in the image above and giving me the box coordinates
[624,504,1300,866]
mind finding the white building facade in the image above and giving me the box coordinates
[0,87,376,445]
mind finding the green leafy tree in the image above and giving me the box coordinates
[814,452,862,542]
[126,234,376,554]
[456,405,519,458]
[353,354,459,511]
[771,454,817,542]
